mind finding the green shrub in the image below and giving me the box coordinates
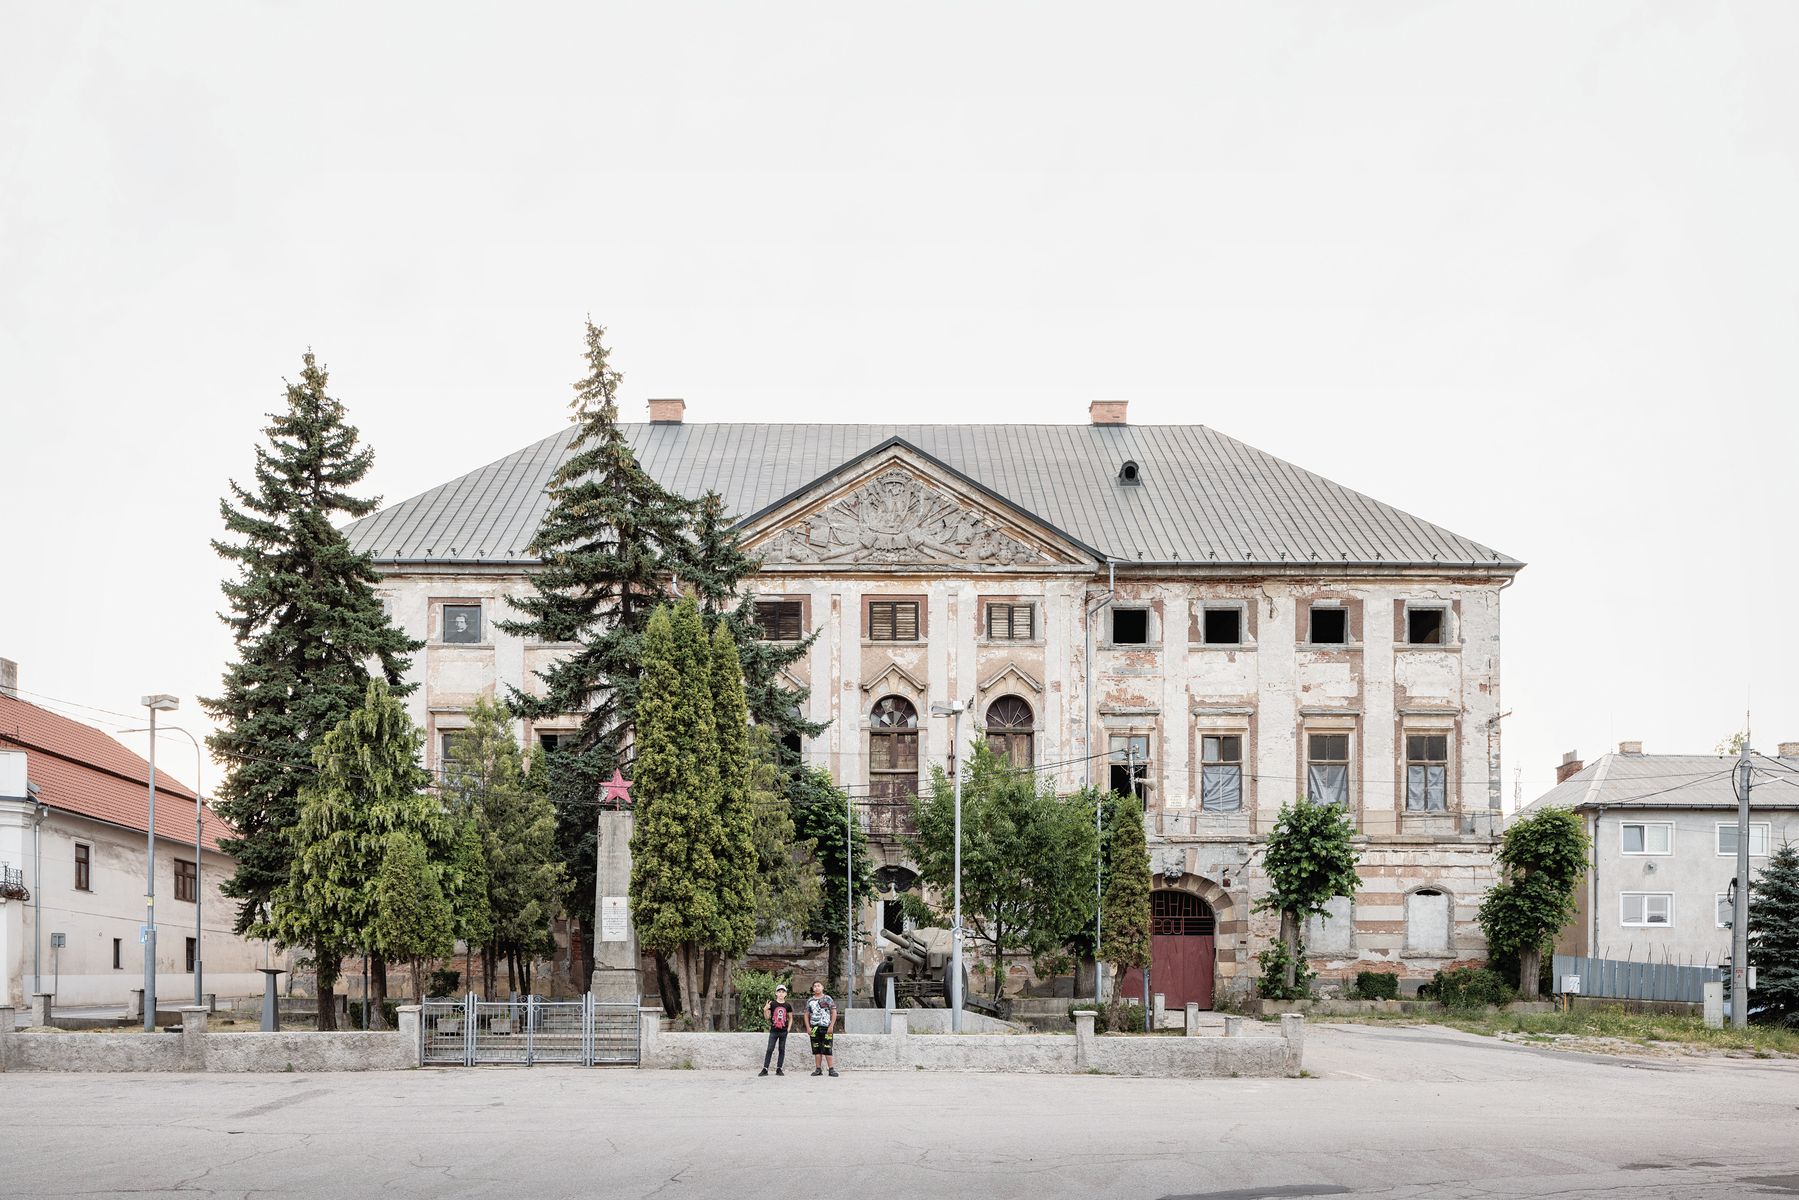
[1430,967,1514,1010]
[1255,940,1314,1001]
[733,968,789,1033]
[1351,971,1399,1001]
[346,999,402,1029]
[426,968,462,998]
[1068,1000,1147,1033]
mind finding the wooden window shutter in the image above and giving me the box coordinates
[896,602,919,641]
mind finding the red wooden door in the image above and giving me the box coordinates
[1114,892,1217,1010]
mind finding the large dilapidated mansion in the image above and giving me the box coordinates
[345,399,1520,1004]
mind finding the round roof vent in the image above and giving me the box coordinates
[1118,460,1142,486]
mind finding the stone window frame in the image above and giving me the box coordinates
[753,595,811,642]
[1619,820,1673,856]
[1191,599,1255,649]
[1105,726,1156,801]
[1300,713,1360,820]
[1401,885,1456,957]
[1192,708,1253,815]
[429,711,471,777]
[862,594,927,644]
[1400,715,1458,814]
[1103,600,1162,649]
[979,595,1042,644]
[1395,599,1458,649]
[1305,894,1357,957]
[1298,596,1363,650]
[433,598,490,647]
[1620,891,1675,928]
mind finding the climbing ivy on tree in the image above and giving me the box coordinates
[1477,806,1589,1001]
[1747,842,1799,1027]
[1101,792,1153,987]
[203,351,419,939]
[1256,796,1362,997]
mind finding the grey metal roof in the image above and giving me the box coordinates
[1522,753,1799,813]
[343,422,1522,569]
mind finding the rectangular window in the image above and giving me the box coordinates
[74,843,91,892]
[1200,607,1242,645]
[754,600,804,641]
[1200,735,1243,812]
[440,730,469,778]
[442,603,483,644]
[867,600,920,642]
[1108,734,1151,797]
[1716,893,1734,929]
[185,937,197,973]
[112,938,122,970]
[537,731,570,753]
[1716,823,1771,858]
[1405,734,1449,812]
[1306,733,1351,806]
[986,602,1036,641]
[1111,608,1150,645]
[1619,822,1673,855]
[1308,606,1348,645]
[174,858,197,903]
[1405,607,1446,645]
[1620,892,1673,927]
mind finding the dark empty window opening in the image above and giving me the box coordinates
[1202,607,1242,645]
[1406,607,1445,645]
[755,600,804,641]
[780,732,803,763]
[537,731,570,753]
[185,937,197,974]
[1118,461,1142,486]
[1111,608,1150,644]
[112,938,122,970]
[1309,606,1348,645]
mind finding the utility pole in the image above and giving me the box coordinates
[140,694,179,1032]
[1731,741,1753,1029]
[845,797,853,1012]
[1094,786,1104,1008]
[1130,741,1149,1021]
[930,700,966,1032]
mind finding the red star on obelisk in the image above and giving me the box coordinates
[600,769,634,808]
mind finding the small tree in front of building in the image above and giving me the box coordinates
[1101,792,1153,1002]
[1477,806,1589,1002]
[792,766,874,996]
[1256,796,1361,999]
[1747,842,1799,1027]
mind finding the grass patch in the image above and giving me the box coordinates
[1327,1005,1799,1056]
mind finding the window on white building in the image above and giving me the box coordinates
[1200,735,1243,812]
[1619,822,1672,855]
[1404,889,1452,955]
[1307,733,1351,807]
[1621,893,1673,927]
[1405,734,1449,811]
[1716,823,1771,858]
[1716,893,1734,929]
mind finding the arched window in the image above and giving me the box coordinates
[868,695,920,807]
[984,694,1035,770]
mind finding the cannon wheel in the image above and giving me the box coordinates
[940,964,970,1008]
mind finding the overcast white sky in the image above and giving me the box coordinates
[2,2,1795,804]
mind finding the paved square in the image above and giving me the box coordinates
[2,1023,1795,1199]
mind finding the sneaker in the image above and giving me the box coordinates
[812,1068,823,1076]
[775,1069,784,1076]
[758,1068,768,1076]
[828,1068,839,1077]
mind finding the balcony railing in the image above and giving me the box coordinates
[0,863,27,901]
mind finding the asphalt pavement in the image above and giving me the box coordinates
[1,1021,1795,1200]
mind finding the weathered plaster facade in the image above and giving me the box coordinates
[364,424,1518,1002]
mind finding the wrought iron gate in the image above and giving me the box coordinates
[421,994,640,1066]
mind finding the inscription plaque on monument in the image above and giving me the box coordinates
[600,896,629,942]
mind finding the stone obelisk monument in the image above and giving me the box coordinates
[590,770,641,1004]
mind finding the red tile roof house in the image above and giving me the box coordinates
[0,662,278,1015]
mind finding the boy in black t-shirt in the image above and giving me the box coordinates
[759,985,793,1076]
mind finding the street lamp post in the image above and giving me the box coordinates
[123,724,206,1008]
[930,700,966,1033]
[140,694,179,1031]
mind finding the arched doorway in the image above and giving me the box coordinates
[1116,890,1217,1010]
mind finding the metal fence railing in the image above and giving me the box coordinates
[1552,954,1722,1004]
[420,994,637,1066]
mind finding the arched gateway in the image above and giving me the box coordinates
[1116,890,1217,1010]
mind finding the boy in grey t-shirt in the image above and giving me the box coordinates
[805,980,838,1076]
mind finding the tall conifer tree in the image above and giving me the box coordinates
[1101,794,1153,990]
[708,621,760,989]
[500,322,693,971]
[203,351,418,936]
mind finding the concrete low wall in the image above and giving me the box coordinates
[841,1007,1017,1035]
[0,1004,419,1073]
[1254,999,1556,1018]
[644,1011,1303,1078]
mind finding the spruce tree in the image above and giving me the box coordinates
[264,681,443,1030]
[500,321,693,975]
[1748,842,1799,1027]
[1102,793,1153,991]
[630,601,728,1024]
[203,351,419,935]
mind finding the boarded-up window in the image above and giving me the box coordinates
[754,600,804,641]
[1404,889,1452,954]
[867,601,920,642]
[1307,734,1350,807]
[1200,735,1243,812]
[1405,734,1449,811]
[1306,895,1354,956]
[986,602,1036,641]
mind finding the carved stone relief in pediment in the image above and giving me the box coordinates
[757,468,1050,567]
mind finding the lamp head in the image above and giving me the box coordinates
[929,701,966,716]
[142,694,179,712]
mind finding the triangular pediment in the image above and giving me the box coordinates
[743,442,1096,573]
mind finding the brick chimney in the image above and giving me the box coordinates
[1089,400,1128,426]
[0,658,17,699]
[647,398,685,424]
[1555,750,1583,784]
[1779,742,1799,758]
[1617,740,1644,756]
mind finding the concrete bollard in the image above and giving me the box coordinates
[1072,1009,1097,1069]
[1703,981,1724,1029]
[180,1006,208,1071]
[32,992,53,1028]
[890,1012,909,1039]
[1280,1013,1305,1076]
[638,1006,663,1068]
[204,993,218,1015]
[129,989,144,1020]
[0,1004,13,1071]
[396,1004,423,1067]
[1223,1016,1243,1038]
[1184,1001,1200,1037]
[1153,992,1166,1030]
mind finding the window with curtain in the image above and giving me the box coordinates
[1405,734,1449,811]
[1200,734,1243,812]
[1306,733,1350,807]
